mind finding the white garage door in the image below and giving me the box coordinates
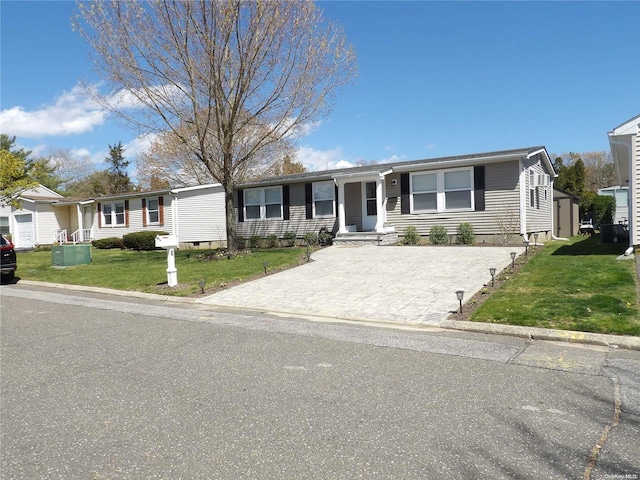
[14,214,35,248]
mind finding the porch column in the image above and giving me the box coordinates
[76,204,83,242]
[336,180,347,233]
[374,178,384,232]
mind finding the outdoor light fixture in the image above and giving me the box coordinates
[510,251,517,269]
[533,232,539,247]
[199,279,205,294]
[524,240,530,256]
[455,290,464,314]
[262,261,268,275]
[489,267,496,287]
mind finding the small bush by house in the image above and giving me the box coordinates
[92,237,124,249]
[456,223,476,245]
[401,226,421,245]
[122,231,169,251]
[429,225,449,245]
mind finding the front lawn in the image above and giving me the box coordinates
[471,236,640,336]
[15,247,307,297]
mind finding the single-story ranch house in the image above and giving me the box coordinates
[235,146,557,245]
[1,184,227,250]
[609,114,639,255]
[2,146,557,248]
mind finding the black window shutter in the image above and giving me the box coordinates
[400,173,410,214]
[283,185,290,220]
[474,166,485,211]
[237,189,244,222]
[305,183,313,219]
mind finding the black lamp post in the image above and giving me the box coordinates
[199,279,205,294]
[489,268,496,287]
[455,290,464,314]
[262,261,268,275]
[523,240,529,256]
[510,252,517,270]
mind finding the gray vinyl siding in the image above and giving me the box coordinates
[522,154,553,234]
[175,186,226,243]
[235,182,337,239]
[386,161,521,240]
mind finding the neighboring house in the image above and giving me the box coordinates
[0,185,64,249]
[609,114,639,253]
[2,183,227,249]
[235,147,556,245]
[598,185,629,226]
[553,188,580,238]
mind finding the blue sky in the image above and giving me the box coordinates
[1,1,639,176]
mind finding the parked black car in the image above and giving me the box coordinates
[1,235,17,280]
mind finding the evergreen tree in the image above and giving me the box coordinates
[105,142,134,194]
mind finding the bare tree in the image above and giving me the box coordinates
[74,0,356,251]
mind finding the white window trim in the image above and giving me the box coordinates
[410,167,475,213]
[102,201,126,227]
[146,197,160,225]
[244,186,283,221]
[313,181,336,218]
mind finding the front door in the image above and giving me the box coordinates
[363,181,377,231]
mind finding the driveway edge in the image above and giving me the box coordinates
[439,319,640,351]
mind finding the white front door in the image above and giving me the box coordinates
[363,181,377,231]
[14,213,34,248]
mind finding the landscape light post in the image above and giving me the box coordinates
[455,290,464,314]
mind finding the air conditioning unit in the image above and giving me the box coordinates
[534,174,550,187]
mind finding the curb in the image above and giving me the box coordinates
[15,280,197,304]
[13,280,640,351]
[439,320,640,351]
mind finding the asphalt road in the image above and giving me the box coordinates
[1,284,639,479]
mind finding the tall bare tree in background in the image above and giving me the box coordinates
[74,0,357,251]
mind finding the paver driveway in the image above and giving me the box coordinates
[197,245,524,326]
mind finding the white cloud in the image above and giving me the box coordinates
[297,145,356,171]
[123,133,157,159]
[0,84,108,138]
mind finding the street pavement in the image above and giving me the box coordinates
[2,284,639,479]
[197,245,525,326]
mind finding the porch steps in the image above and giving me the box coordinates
[333,231,398,246]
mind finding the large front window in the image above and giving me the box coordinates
[411,169,473,213]
[244,187,283,220]
[103,201,126,226]
[313,181,335,217]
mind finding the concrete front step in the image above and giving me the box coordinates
[333,231,398,246]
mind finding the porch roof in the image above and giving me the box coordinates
[235,146,551,188]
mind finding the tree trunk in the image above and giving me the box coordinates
[224,180,237,253]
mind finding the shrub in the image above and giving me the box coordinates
[282,231,296,246]
[249,235,262,248]
[429,225,449,245]
[456,222,476,245]
[266,234,279,248]
[92,237,124,249]
[401,226,421,245]
[318,228,333,246]
[122,231,168,251]
[303,232,319,246]
[236,236,247,249]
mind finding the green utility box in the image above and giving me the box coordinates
[52,244,92,266]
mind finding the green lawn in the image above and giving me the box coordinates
[15,247,307,297]
[471,236,640,336]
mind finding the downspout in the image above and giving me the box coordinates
[610,139,634,255]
